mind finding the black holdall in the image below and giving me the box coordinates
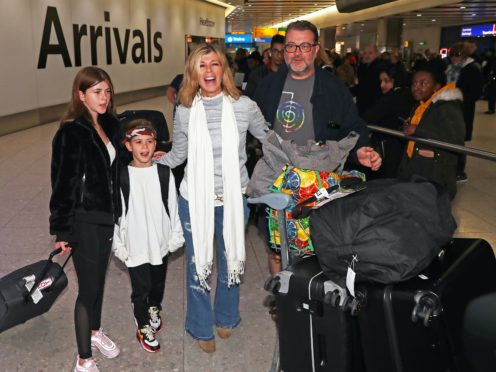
[310,177,457,287]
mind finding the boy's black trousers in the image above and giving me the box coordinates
[128,255,169,328]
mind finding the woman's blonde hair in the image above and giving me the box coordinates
[61,66,116,126]
[179,44,240,107]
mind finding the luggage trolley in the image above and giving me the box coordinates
[247,193,363,372]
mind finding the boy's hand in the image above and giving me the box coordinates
[55,241,72,255]
[153,151,166,161]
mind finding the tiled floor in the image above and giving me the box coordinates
[0,97,494,371]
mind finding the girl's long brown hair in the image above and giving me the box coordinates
[61,66,116,127]
[179,44,240,107]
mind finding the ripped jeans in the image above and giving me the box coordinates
[178,195,249,340]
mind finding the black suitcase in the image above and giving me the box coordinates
[357,238,496,372]
[270,254,364,372]
[0,248,70,333]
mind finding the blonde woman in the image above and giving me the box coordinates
[155,44,268,353]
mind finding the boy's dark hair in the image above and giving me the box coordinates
[379,63,411,88]
[271,34,285,47]
[125,119,157,141]
[286,20,319,43]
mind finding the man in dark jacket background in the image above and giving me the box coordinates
[244,34,285,98]
[446,42,483,182]
[355,45,384,115]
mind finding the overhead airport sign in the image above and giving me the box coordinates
[461,23,496,37]
[225,33,252,44]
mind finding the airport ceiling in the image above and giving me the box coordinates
[223,0,496,32]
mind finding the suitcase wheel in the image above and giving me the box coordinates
[411,291,442,327]
[343,289,367,316]
[324,290,342,307]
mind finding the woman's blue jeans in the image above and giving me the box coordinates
[178,196,249,340]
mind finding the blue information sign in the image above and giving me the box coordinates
[225,34,252,44]
[461,23,496,37]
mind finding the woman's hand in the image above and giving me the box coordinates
[55,241,72,255]
[153,151,166,162]
[357,146,382,171]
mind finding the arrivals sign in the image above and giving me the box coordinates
[37,6,163,68]
[461,23,496,37]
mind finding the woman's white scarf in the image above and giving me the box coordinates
[187,93,245,290]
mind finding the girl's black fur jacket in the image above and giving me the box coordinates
[49,113,123,243]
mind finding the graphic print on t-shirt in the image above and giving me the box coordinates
[274,75,315,145]
[277,91,305,133]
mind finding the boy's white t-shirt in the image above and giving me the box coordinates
[112,164,184,267]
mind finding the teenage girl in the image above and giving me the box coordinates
[49,67,122,372]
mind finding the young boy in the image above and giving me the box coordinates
[112,120,184,353]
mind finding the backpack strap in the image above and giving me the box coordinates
[120,165,130,215]
[157,163,170,217]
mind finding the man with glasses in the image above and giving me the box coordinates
[244,34,285,98]
[253,20,381,277]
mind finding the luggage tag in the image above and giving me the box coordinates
[23,274,44,304]
[346,255,358,298]
[314,187,330,202]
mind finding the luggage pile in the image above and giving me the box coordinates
[260,179,496,372]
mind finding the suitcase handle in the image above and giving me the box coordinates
[25,249,72,301]
[49,248,62,259]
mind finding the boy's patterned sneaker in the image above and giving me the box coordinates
[74,356,99,372]
[136,325,160,352]
[91,328,120,359]
[148,306,162,332]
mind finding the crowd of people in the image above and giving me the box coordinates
[237,34,493,184]
[49,18,492,371]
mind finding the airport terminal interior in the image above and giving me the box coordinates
[1,0,496,371]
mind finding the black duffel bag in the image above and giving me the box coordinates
[310,177,457,287]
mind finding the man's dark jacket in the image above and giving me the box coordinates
[355,58,383,115]
[253,64,369,150]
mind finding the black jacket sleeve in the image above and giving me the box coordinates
[49,125,84,242]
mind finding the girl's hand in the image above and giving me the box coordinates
[55,241,72,255]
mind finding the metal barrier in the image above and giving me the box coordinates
[368,125,496,162]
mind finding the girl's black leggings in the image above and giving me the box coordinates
[71,221,113,359]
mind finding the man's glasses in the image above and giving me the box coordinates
[284,43,317,53]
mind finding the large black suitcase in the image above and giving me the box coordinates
[0,248,70,333]
[270,254,364,372]
[357,238,496,372]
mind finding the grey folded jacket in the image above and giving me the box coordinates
[246,130,359,198]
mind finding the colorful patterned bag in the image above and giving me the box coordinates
[267,165,365,254]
